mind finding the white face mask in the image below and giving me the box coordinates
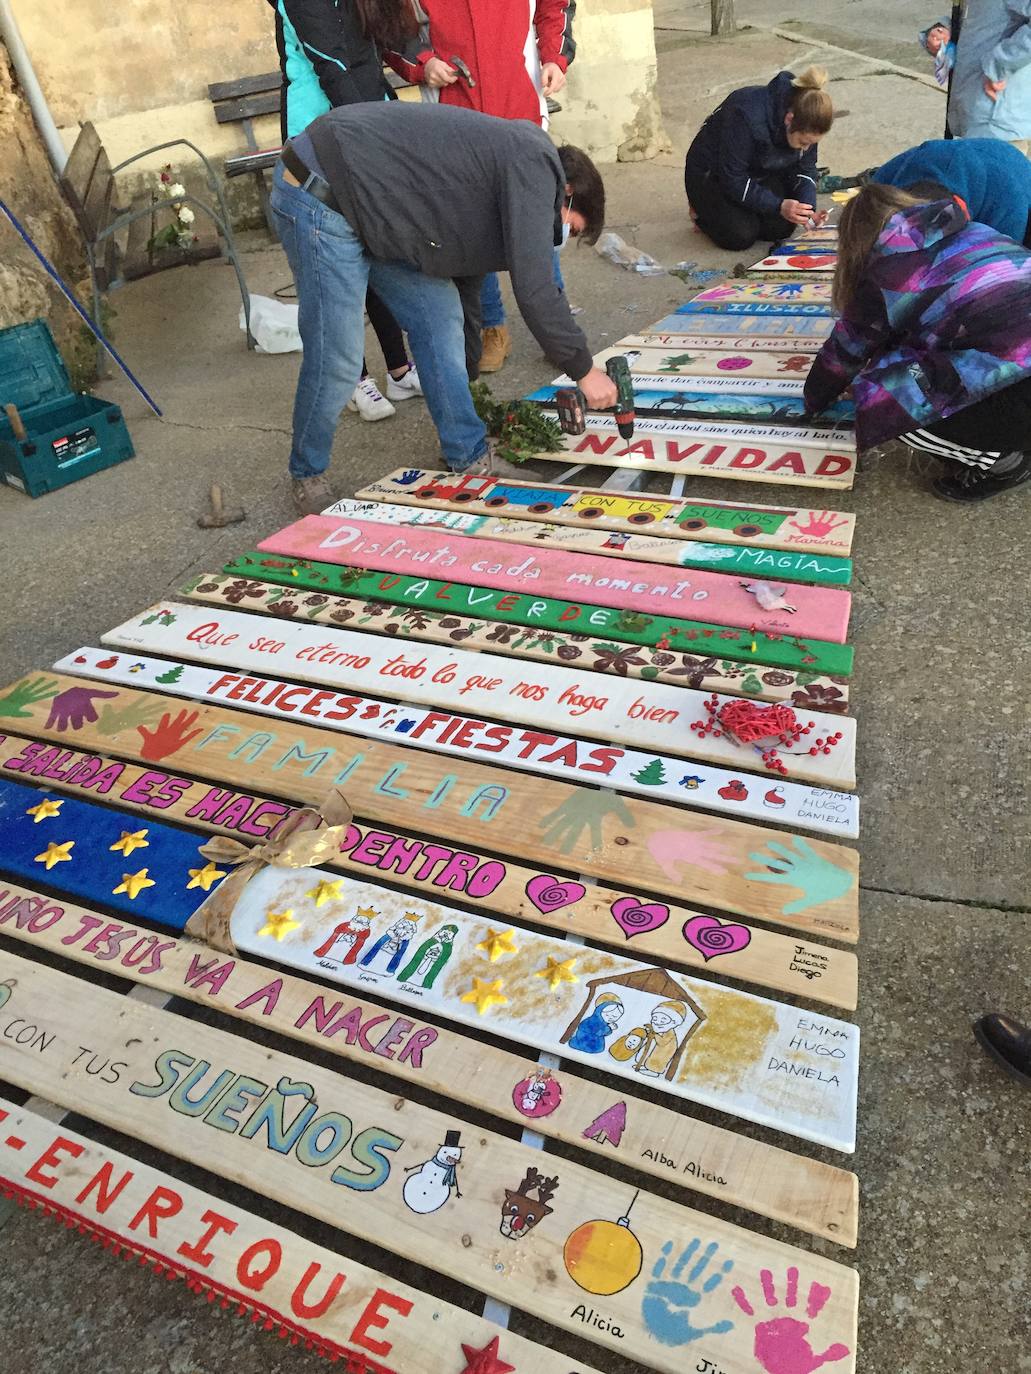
[560,219,572,249]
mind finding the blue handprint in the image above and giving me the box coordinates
[772,282,804,297]
[642,1238,735,1348]
[744,836,855,914]
[395,469,422,486]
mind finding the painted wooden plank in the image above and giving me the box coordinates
[320,495,853,588]
[0,1100,609,1374]
[96,604,857,789]
[0,673,860,938]
[690,280,833,304]
[0,788,858,1150]
[676,301,835,318]
[559,348,812,393]
[645,313,835,339]
[184,571,853,710]
[749,257,836,275]
[58,646,859,836]
[222,552,857,678]
[0,737,859,1005]
[530,418,856,488]
[0,955,860,1371]
[0,885,860,1239]
[354,468,857,557]
[527,383,853,426]
[624,332,824,354]
[256,516,854,642]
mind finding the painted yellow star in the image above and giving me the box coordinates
[34,839,74,870]
[535,955,579,991]
[113,868,156,900]
[476,927,518,962]
[461,977,509,1016]
[26,798,63,823]
[186,861,227,892]
[306,877,344,907]
[258,908,301,942]
[109,828,150,857]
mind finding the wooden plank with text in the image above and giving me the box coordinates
[98,602,858,788]
[355,468,857,557]
[58,648,860,836]
[0,888,859,1240]
[0,1098,603,1373]
[0,957,859,1372]
[644,313,835,339]
[256,516,854,642]
[0,741,858,1006]
[320,495,854,587]
[528,383,853,426]
[596,343,824,381]
[0,789,857,1149]
[221,553,857,678]
[625,332,824,354]
[0,674,860,938]
[184,572,853,712]
[676,301,834,318]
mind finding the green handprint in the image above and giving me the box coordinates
[0,676,59,720]
[95,696,165,737]
[538,790,635,855]
[745,837,855,914]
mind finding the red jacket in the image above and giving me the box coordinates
[387,0,576,126]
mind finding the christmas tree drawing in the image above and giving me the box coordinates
[632,758,667,786]
[582,1101,627,1148]
[156,664,185,685]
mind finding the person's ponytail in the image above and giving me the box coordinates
[789,66,834,135]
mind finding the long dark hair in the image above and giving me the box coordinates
[355,0,418,50]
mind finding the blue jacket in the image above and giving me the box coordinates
[684,71,819,217]
[950,0,1031,140]
[270,0,394,140]
[875,138,1031,243]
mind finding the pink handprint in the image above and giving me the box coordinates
[732,1268,850,1374]
[787,512,848,540]
[647,828,732,878]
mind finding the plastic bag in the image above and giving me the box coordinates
[241,294,302,353]
[594,231,665,276]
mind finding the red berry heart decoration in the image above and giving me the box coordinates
[719,699,798,745]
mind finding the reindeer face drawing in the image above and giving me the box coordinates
[499,1167,559,1241]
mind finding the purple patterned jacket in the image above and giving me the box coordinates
[804,200,1031,449]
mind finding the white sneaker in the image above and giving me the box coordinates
[347,377,395,422]
[385,366,423,401]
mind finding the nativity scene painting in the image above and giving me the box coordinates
[560,967,706,1082]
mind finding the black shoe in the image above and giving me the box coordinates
[973,1013,1031,1087]
[932,452,1031,502]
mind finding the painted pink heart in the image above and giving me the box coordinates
[610,896,669,939]
[526,874,587,914]
[683,915,752,960]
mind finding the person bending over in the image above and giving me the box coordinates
[270,101,615,514]
[684,66,834,252]
[803,183,1031,503]
[874,137,1031,246]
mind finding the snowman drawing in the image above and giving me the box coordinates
[402,1130,463,1214]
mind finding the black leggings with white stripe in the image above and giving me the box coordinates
[903,375,1031,469]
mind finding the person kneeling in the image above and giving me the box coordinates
[803,183,1031,502]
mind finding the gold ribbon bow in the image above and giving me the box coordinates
[184,787,354,953]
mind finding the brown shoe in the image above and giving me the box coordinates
[291,473,335,516]
[479,325,512,373]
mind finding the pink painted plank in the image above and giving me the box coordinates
[257,515,853,642]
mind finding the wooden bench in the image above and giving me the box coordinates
[59,121,254,373]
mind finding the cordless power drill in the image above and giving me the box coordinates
[555,355,635,440]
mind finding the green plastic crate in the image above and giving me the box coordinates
[0,319,134,497]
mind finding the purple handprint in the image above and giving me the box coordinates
[45,685,118,732]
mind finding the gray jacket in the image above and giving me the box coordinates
[950,0,1031,140]
[308,101,593,380]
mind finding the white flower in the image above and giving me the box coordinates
[177,206,195,225]
[167,182,186,198]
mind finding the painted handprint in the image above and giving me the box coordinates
[732,1268,849,1374]
[137,709,203,762]
[45,685,118,732]
[0,676,59,720]
[787,512,848,540]
[96,697,165,737]
[642,1238,734,1347]
[395,469,422,486]
[647,828,732,878]
[772,282,804,297]
[745,837,854,914]
[538,790,634,855]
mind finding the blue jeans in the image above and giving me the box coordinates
[480,249,566,328]
[270,163,487,476]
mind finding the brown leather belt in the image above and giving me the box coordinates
[280,142,340,212]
